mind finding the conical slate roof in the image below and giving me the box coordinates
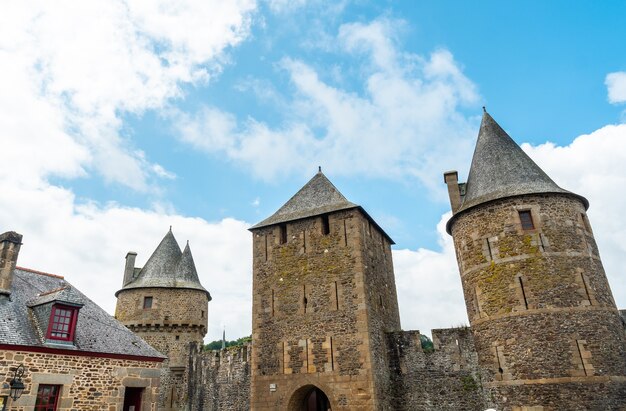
[250,170,359,229]
[175,242,202,285]
[117,229,210,298]
[447,111,588,232]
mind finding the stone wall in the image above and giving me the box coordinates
[449,193,626,410]
[187,343,251,411]
[115,287,208,410]
[386,328,488,411]
[0,348,161,411]
[249,209,401,410]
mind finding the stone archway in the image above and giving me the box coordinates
[288,384,332,411]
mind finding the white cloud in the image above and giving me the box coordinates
[522,124,626,306]
[173,18,479,195]
[0,0,256,191]
[393,213,468,336]
[2,178,252,343]
[606,71,626,104]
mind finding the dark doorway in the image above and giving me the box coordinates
[304,387,331,411]
[123,387,143,411]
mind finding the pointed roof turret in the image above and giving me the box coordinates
[250,170,358,229]
[250,170,393,243]
[447,111,588,232]
[116,230,210,298]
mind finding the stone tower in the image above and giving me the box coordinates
[445,111,626,410]
[248,171,401,410]
[115,228,211,411]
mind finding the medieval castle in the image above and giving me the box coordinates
[113,111,626,410]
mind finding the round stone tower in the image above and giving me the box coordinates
[445,111,626,410]
[115,228,211,410]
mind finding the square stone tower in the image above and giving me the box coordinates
[249,170,401,410]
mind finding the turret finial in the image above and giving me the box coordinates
[318,166,322,173]
[482,106,486,113]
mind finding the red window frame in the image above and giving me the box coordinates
[46,304,78,341]
[35,384,61,411]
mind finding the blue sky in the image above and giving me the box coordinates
[3,1,626,343]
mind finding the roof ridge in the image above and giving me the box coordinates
[37,285,70,297]
[15,266,64,279]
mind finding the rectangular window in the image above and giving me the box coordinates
[35,384,61,411]
[47,304,78,341]
[321,215,330,235]
[518,210,535,230]
[143,296,153,309]
[279,224,287,244]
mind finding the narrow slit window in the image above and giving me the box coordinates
[580,273,592,305]
[581,213,592,232]
[302,230,306,252]
[330,336,334,371]
[264,235,268,261]
[518,277,529,309]
[495,346,504,375]
[279,224,287,244]
[538,233,546,252]
[576,340,588,376]
[303,285,307,313]
[519,210,535,230]
[343,219,348,246]
[473,287,481,317]
[322,215,330,235]
[485,238,493,260]
[334,281,339,310]
[271,289,275,316]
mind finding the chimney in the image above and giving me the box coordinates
[443,171,463,213]
[0,231,23,295]
[123,252,137,287]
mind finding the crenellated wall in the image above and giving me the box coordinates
[187,343,251,411]
[386,328,489,411]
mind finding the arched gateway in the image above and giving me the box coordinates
[288,385,332,411]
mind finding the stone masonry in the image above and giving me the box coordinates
[0,349,161,411]
[115,230,210,411]
[125,110,626,410]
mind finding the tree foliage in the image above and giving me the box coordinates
[204,335,251,351]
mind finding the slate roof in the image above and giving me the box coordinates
[116,230,210,299]
[0,267,165,359]
[447,111,588,232]
[250,170,394,243]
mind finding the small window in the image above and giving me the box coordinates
[175,335,180,341]
[321,215,330,235]
[201,310,205,318]
[47,304,78,341]
[143,296,153,309]
[518,210,535,230]
[35,384,61,410]
[279,224,287,244]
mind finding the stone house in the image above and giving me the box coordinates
[0,231,165,411]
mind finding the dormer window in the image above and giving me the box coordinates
[46,304,78,342]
